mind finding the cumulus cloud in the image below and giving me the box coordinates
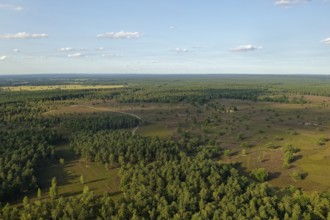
[13,48,20,53]
[97,31,142,39]
[321,38,330,44]
[67,53,85,58]
[230,45,262,52]
[173,48,189,53]
[58,47,74,52]
[0,32,48,39]
[0,4,23,11]
[0,56,7,61]
[274,0,310,7]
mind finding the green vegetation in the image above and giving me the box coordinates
[283,144,300,169]
[62,113,140,132]
[292,170,304,181]
[0,74,330,219]
[251,168,269,182]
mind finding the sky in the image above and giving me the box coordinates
[0,0,329,75]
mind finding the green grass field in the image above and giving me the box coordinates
[137,124,173,139]
[37,144,121,200]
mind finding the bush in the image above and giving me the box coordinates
[224,149,231,157]
[291,170,306,181]
[292,171,301,181]
[240,142,255,148]
[251,168,268,182]
[267,142,281,149]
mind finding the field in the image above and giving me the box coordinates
[38,144,121,198]
[0,84,124,91]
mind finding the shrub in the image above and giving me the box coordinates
[292,170,304,181]
[224,149,231,157]
[251,168,268,182]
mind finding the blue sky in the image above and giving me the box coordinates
[0,0,329,74]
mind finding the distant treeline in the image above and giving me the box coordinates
[2,75,330,105]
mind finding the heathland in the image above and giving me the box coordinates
[0,74,329,219]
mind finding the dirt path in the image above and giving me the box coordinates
[70,105,141,135]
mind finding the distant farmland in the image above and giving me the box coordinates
[0,84,124,91]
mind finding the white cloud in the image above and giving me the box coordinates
[169,26,175,30]
[101,54,124,58]
[67,53,85,58]
[23,56,34,60]
[13,48,20,53]
[97,31,142,39]
[0,4,23,11]
[0,56,7,61]
[321,38,330,44]
[23,56,46,60]
[97,47,104,51]
[0,32,48,39]
[230,45,262,52]
[58,47,73,52]
[274,0,310,7]
[173,48,189,53]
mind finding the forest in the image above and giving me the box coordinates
[0,74,329,219]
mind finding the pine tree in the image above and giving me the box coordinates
[37,188,42,199]
[49,177,58,200]
[80,174,85,184]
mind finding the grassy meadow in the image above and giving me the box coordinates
[39,94,330,192]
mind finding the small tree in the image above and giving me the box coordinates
[251,168,268,182]
[22,196,29,209]
[224,149,231,157]
[49,177,58,200]
[292,170,303,181]
[80,174,85,184]
[37,188,42,199]
[109,154,115,167]
[59,158,65,165]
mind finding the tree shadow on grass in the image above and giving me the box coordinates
[8,146,80,204]
[108,191,122,197]
[292,155,303,163]
[232,162,251,177]
[38,144,80,190]
[268,172,281,181]
[301,172,309,180]
[86,178,106,184]
[261,158,269,163]
[61,191,82,198]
